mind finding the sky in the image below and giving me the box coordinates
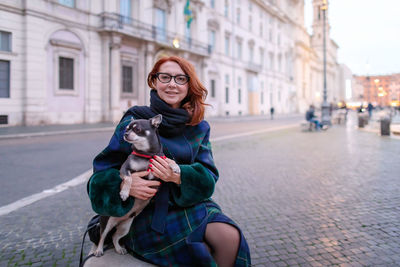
[305,0,400,75]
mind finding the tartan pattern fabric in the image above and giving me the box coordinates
[88,115,251,266]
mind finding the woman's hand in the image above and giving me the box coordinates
[124,170,161,200]
[149,156,181,185]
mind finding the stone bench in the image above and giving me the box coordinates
[83,249,156,267]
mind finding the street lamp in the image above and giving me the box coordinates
[320,0,331,125]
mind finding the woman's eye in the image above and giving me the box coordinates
[177,76,185,82]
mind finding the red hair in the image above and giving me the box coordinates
[147,56,208,126]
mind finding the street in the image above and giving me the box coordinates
[1,114,400,266]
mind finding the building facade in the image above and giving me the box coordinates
[0,0,343,126]
[353,73,400,107]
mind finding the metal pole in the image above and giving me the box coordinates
[321,3,331,125]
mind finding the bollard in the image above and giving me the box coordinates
[380,117,391,136]
[358,114,365,128]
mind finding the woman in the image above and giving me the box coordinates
[87,56,251,266]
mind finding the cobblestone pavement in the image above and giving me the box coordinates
[1,117,400,266]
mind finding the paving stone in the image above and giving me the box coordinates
[1,118,400,266]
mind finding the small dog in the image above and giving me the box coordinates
[93,114,165,257]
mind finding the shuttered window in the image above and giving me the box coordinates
[0,31,11,52]
[0,60,10,98]
[59,57,74,90]
[122,65,133,93]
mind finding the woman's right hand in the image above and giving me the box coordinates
[126,170,161,200]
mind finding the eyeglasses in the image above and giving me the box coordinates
[155,72,190,85]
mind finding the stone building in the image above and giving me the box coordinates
[353,73,400,107]
[0,0,344,126]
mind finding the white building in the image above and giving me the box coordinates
[0,0,344,126]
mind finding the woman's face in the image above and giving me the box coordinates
[155,61,189,109]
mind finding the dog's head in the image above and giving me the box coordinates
[123,114,162,153]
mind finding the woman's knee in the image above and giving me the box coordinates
[205,222,240,249]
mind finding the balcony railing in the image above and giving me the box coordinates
[245,61,262,73]
[99,12,209,57]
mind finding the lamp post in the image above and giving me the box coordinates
[321,0,331,125]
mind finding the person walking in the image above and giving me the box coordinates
[270,106,275,120]
[87,56,251,266]
[367,102,373,118]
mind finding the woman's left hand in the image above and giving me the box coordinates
[149,156,181,185]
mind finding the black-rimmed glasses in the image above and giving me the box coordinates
[155,72,190,85]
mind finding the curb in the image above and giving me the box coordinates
[0,127,115,140]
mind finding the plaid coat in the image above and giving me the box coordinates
[87,115,251,266]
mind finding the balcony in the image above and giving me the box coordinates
[99,12,209,57]
[245,61,262,73]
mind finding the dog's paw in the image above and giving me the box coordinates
[120,190,129,201]
[115,246,127,255]
[93,248,104,257]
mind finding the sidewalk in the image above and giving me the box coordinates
[356,111,400,136]
[0,113,302,140]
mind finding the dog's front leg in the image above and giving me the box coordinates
[119,164,132,201]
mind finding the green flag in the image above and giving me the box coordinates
[184,0,193,28]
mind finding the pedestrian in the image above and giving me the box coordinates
[367,102,373,118]
[87,56,251,266]
[270,106,275,120]
[305,104,323,130]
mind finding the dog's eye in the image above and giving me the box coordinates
[133,126,141,134]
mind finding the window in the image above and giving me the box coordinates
[120,0,132,24]
[0,60,10,98]
[0,31,11,52]
[269,52,274,70]
[278,54,282,72]
[224,0,229,17]
[260,23,263,37]
[208,30,216,53]
[236,8,240,24]
[248,16,252,32]
[238,77,241,104]
[237,41,242,60]
[249,46,254,63]
[260,48,264,67]
[210,0,215,9]
[155,8,166,42]
[225,74,229,103]
[122,65,133,93]
[58,0,75,8]
[59,57,74,90]
[261,91,264,105]
[210,79,216,98]
[224,36,230,56]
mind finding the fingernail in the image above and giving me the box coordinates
[149,164,152,168]
[163,156,166,159]
[147,168,150,171]
[150,159,153,163]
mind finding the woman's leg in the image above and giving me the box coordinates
[204,222,240,267]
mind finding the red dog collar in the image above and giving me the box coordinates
[131,151,153,159]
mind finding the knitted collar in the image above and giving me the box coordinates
[122,90,190,137]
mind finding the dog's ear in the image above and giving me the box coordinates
[150,114,162,128]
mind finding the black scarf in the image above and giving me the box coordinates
[122,90,190,137]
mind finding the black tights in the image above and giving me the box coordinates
[204,222,240,267]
